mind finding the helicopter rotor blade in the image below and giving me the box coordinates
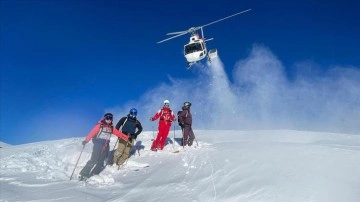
[157,9,251,44]
[157,31,190,44]
[201,9,251,28]
[166,31,188,35]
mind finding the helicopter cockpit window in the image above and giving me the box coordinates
[185,43,204,54]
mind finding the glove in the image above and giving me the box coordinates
[174,118,177,121]
[82,140,87,146]
[131,134,137,140]
[149,117,153,121]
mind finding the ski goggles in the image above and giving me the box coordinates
[105,115,113,120]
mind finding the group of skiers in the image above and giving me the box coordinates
[78,100,195,181]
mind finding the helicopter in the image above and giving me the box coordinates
[157,9,251,69]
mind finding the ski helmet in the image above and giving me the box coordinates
[129,108,137,117]
[183,101,191,107]
[164,100,170,106]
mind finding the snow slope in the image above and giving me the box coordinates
[1,130,360,202]
[0,141,11,148]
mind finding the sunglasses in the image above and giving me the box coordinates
[105,116,113,120]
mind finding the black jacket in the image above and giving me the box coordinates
[115,115,143,140]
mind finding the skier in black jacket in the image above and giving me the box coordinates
[111,108,143,166]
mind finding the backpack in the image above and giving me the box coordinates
[177,111,182,126]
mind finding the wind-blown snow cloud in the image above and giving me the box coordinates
[112,45,360,134]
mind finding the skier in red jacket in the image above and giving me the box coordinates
[150,100,176,151]
[79,113,128,181]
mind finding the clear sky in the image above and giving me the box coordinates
[1,0,360,145]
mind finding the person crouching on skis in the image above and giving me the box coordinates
[150,100,176,151]
[79,113,128,181]
[112,108,143,166]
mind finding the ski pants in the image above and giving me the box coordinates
[79,138,109,177]
[182,125,195,146]
[151,121,171,150]
[112,138,134,166]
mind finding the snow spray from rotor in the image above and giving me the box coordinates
[111,45,360,134]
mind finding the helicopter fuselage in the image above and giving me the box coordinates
[184,35,207,63]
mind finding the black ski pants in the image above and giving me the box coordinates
[79,138,109,177]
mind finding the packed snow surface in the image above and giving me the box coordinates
[1,130,360,202]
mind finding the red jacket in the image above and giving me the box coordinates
[151,107,176,123]
[84,120,128,142]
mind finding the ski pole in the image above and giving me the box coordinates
[172,125,181,153]
[182,127,185,149]
[106,138,119,166]
[191,126,199,146]
[194,136,199,146]
[112,138,119,151]
[70,145,85,180]
[173,125,175,149]
[152,125,155,140]
[119,154,130,170]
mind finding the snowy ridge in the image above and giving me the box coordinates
[1,130,360,202]
[0,141,11,148]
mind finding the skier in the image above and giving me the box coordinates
[79,113,128,181]
[150,100,176,151]
[112,108,143,166]
[178,101,195,146]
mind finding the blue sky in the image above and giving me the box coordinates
[1,0,360,145]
